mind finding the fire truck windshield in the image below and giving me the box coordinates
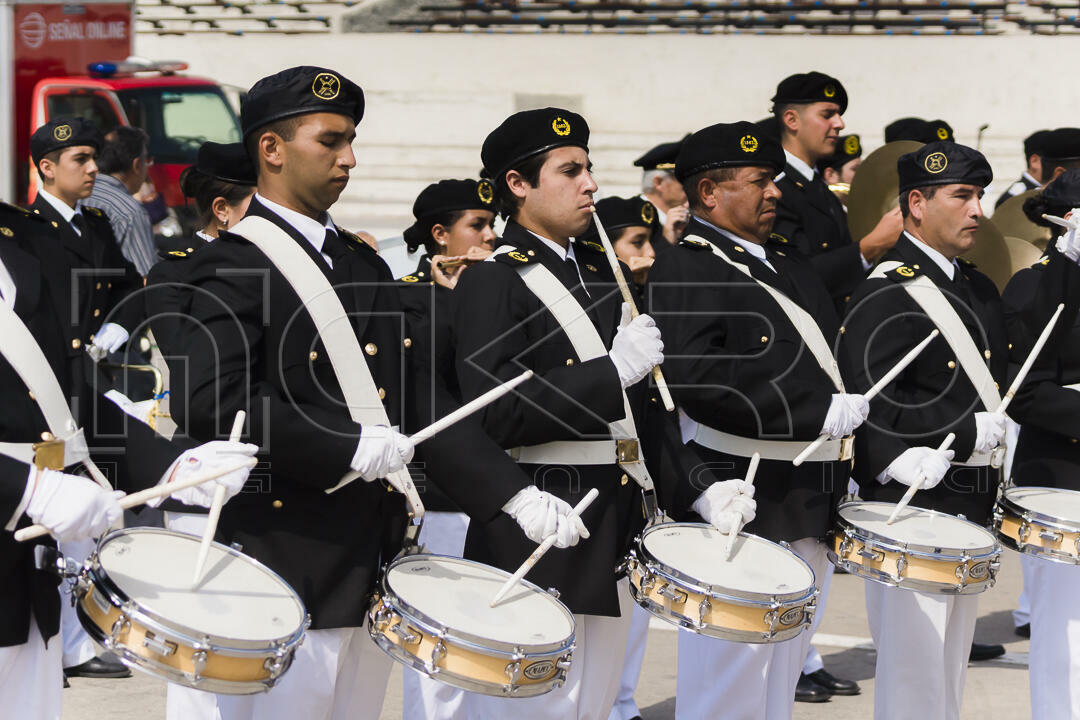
[116,86,241,165]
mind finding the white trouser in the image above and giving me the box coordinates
[1013,554,1033,628]
[675,537,830,720]
[59,537,97,668]
[800,560,834,676]
[865,582,978,720]
[450,578,635,720]
[607,603,650,720]
[0,615,62,720]
[401,511,470,720]
[1028,555,1080,719]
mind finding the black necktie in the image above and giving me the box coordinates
[564,257,593,310]
[71,213,86,235]
[322,230,349,271]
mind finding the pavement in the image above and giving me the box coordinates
[63,551,1033,719]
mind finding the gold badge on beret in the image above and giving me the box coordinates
[641,202,656,224]
[844,136,860,156]
[552,117,571,137]
[312,72,341,100]
[924,152,948,174]
[824,85,836,98]
[936,126,949,140]
[740,135,759,153]
[477,179,494,205]
[53,124,72,142]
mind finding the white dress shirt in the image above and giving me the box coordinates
[37,189,83,235]
[527,229,589,291]
[695,217,776,272]
[904,231,959,280]
[256,193,339,268]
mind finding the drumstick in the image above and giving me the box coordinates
[325,371,535,495]
[589,207,675,413]
[886,432,956,526]
[793,330,940,467]
[1042,213,1077,230]
[14,458,256,542]
[722,452,760,561]
[998,303,1065,416]
[192,411,246,585]
[489,488,599,609]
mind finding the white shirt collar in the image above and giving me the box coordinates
[256,193,336,255]
[784,149,817,183]
[196,230,215,243]
[526,229,588,290]
[37,188,81,226]
[904,230,958,280]
[695,216,774,271]
[1022,171,1042,189]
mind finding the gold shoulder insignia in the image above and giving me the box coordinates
[580,240,605,253]
[507,250,531,263]
[1039,256,1050,266]
[400,275,419,283]
[958,257,975,267]
[681,237,710,249]
[769,232,789,244]
[167,250,188,258]
[0,227,13,238]
[84,207,103,217]
[888,265,917,279]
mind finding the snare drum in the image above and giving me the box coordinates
[624,522,817,643]
[367,554,575,698]
[994,486,1080,565]
[830,501,1001,594]
[76,528,309,694]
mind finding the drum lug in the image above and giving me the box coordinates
[639,571,656,592]
[190,650,208,683]
[1017,520,1031,548]
[142,631,177,658]
[657,583,687,605]
[389,621,421,645]
[263,642,291,682]
[108,614,130,649]
[1039,529,1064,544]
[894,554,908,579]
[696,597,711,628]
[778,540,792,550]
[954,553,971,591]
[427,638,447,675]
[857,546,884,563]
[803,593,818,627]
[838,533,853,559]
[546,587,561,600]
[763,608,779,640]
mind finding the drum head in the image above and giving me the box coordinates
[97,529,305,641]
[642,524,813,595]
[839,502,993,549]
[385,556,573,646]
[1006,486,1080,524]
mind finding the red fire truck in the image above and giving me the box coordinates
[0,0,240,224]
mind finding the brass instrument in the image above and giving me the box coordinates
[827,182,851,204]
[846,141,922,242]
[990,189,1050,250]
[435,258,468,270]
[98,362,171,432]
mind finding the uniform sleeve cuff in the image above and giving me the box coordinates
[6,465,37,532]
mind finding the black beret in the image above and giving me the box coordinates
[1023,168,1080,227]
[1041,127,1080,162]
[482,107,589,182]
[771,71,848,115]
[676,121,785,181]
[30,118,102,165]
[819,134,862,173]
[634,137,688,171]
[242,66,365,140]
[411,178,495,221]
[580,196,658,243]
[181,142,256,194]
[1024,129,1052,158]
[897,141,992,194]
[885,117,954,144]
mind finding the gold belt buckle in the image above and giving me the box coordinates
[33,438,65,471]
[839,436,854,462]
[617,439,640,465]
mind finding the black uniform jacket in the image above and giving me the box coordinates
[28,195,143,363]
[773,162,866,308]
[0,205,183,648]
[173,198,529,629]
[840,234,1009,524]
[451,221,651,616]
[1004,246,1080,490]
[993,174,1040,209]
[647,217,851,543]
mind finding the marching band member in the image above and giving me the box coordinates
[770,72,901,309]
[647,121,867,720]
[884,118,955,144]
[818,133,862,208]
[994,130,1049,209]
[635,139,690,255]
[171,65,536,720]
[840,141,1008,720]
[449,107,663,719]
[1002,169,1080,719]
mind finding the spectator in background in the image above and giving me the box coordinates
[84,126,158,276]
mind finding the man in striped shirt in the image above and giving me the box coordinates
[84,126,158,276]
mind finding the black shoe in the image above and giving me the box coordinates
[969,642,1006,662]
[63,672,69,689]
[1015,623,1031,638]
[795,673,831,703]
[63,654,131,679]
[806,668,861,696]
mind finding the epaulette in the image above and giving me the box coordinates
[1,201,35,219]
[338,227,377,254]
[957,257,975,267]
[161,248,197,261]
[492,249,535,266]
[577,240,606,254]
[882,264,922,282]
[768,231,790,245]
[83,206,104,218]
[678,237,712,250]
[216,229,252,246]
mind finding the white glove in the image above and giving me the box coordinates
[1055,209,1080,262]
[88,323,130,360]
[501,485,589,549]
[349,426,415,482]
[26,469,123,542]
[608,303,664,388]
[691,479,757,534]
[884,446,955,490]
[820,393,870,438]
[974,411,1007,454]
[150,440,259,508]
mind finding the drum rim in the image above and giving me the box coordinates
[998,486,1080,533]
[87,527,309,650]
[634,522,818,605]
[836,501,998,557]
[379,553,576,656]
